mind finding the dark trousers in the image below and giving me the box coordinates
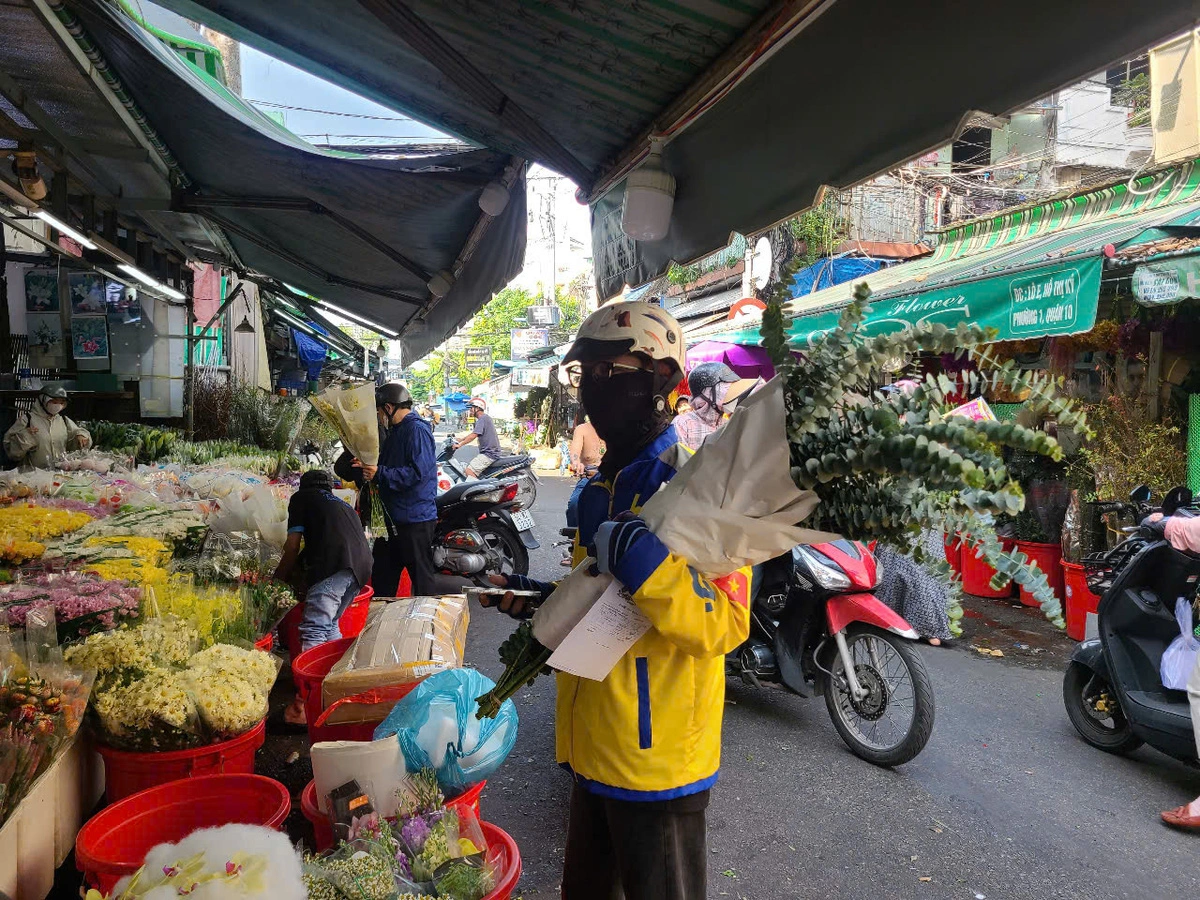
[371,537,402,597]
[390,519,438,597]
[561,783,709,900]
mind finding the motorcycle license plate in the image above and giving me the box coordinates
[512,510,535,531]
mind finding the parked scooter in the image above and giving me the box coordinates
[731,540,935,766]
[1063,484,1200,760]
[431,478,532,581]
[436,435,539,507]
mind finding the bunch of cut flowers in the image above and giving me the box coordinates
[477,281,1092,716]
[0,616,95,826]
[65,618,277,751]
[0,571,141,642]
[303,770,496,900]
[0,502,92,564]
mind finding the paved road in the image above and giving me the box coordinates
[470,473,1200,900]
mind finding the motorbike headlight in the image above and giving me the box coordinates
[795,546,852,591]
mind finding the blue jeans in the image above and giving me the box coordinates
[300,569,360,652]
[566,476,590,530]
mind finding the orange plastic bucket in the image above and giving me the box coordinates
[77,774,290,894]
[96,719,267,803]
[1062,560,1100,641]
[301,778,487,852]
[1014,540,1064,608]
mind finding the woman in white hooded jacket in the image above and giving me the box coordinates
[4,386,91,469]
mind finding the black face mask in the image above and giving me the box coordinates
[581,370,669,472]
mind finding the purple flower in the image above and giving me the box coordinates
[399,814,431,853]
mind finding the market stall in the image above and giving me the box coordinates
[0,409,524,899]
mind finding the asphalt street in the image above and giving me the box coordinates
[471,472,1200,900]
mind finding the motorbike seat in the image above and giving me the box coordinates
[436,478,504,508]
[483,454,530,473]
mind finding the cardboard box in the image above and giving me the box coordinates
[0,735,105,899]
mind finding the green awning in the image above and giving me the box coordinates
[707,181,1200,349]
[752,257,1102,349]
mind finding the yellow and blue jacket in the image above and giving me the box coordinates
[511,426,751,801]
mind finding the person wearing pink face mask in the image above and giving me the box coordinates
[673,363,755,452]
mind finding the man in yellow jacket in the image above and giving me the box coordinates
[487,300,751,900]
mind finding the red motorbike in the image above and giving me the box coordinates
[730,539,935,766]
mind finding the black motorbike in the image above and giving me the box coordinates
[436,435,539,513]
[1064,484,1200,761]
[431,477,534,581]
[732,541,935,766]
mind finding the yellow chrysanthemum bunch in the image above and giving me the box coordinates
[0,504,91,562]
[83,535,170,583]
[145,576,243,646]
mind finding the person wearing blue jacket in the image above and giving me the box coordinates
[354,383,438,596]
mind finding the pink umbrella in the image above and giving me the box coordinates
[685,341,782,379]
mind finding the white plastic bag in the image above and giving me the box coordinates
[1161,597,1199,690]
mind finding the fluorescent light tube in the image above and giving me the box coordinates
[311,298,399,338]
[118,264,186,301]
[34,210,97,250]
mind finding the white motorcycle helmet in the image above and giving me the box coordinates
[563,300,686,397]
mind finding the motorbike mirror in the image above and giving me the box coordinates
[1162,485,1194,517]
[1129,484,1152,504]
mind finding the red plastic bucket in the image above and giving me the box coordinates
[253,632,274,652]
[76,773,290,894]
[302,778,487,852]
[292,637,420,743]
[339,584,375,639]
[1014,540,1064,608]
[96,719,267,803]
[281,585,374,660]
[1062,560,1100,641]
[960,539,1014,598]
[480,821,522,900]
[944,534,962,576]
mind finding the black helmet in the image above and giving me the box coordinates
[39,385,68,401]
[687,362,739,398]
[375,383,413,409]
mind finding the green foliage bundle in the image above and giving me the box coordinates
[227,382,307,452]
[1080,390,1186,502]
[88,421,177,463]
[762,281,1091,626]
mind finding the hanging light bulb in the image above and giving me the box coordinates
[478,179,510,216]
[427,270,455,298]
[235,315,255,334]
[621,138,675,242]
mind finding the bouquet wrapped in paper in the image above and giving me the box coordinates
[311,382,380,466]
[311,382,387,534]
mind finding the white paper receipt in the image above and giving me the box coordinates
[546,579,651,681]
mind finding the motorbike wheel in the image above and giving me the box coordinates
[478,519,530,577]
[1062,661,1143,755]
[823,624,935,767]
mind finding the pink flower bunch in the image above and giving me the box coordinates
[1,573,140,628]
[36,498,113,519]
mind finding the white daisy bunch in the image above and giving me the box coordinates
[65,627,156,673]
[187,669,266,736]
[93,667,198,737]
[188,644,278,694]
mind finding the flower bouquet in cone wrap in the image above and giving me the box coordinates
[476,281,1090,718]
[311,382,386,534]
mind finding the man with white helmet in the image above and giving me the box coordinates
[481,300,752,900]
[452,396,502,477]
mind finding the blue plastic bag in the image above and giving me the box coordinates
[373,668,518,796]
